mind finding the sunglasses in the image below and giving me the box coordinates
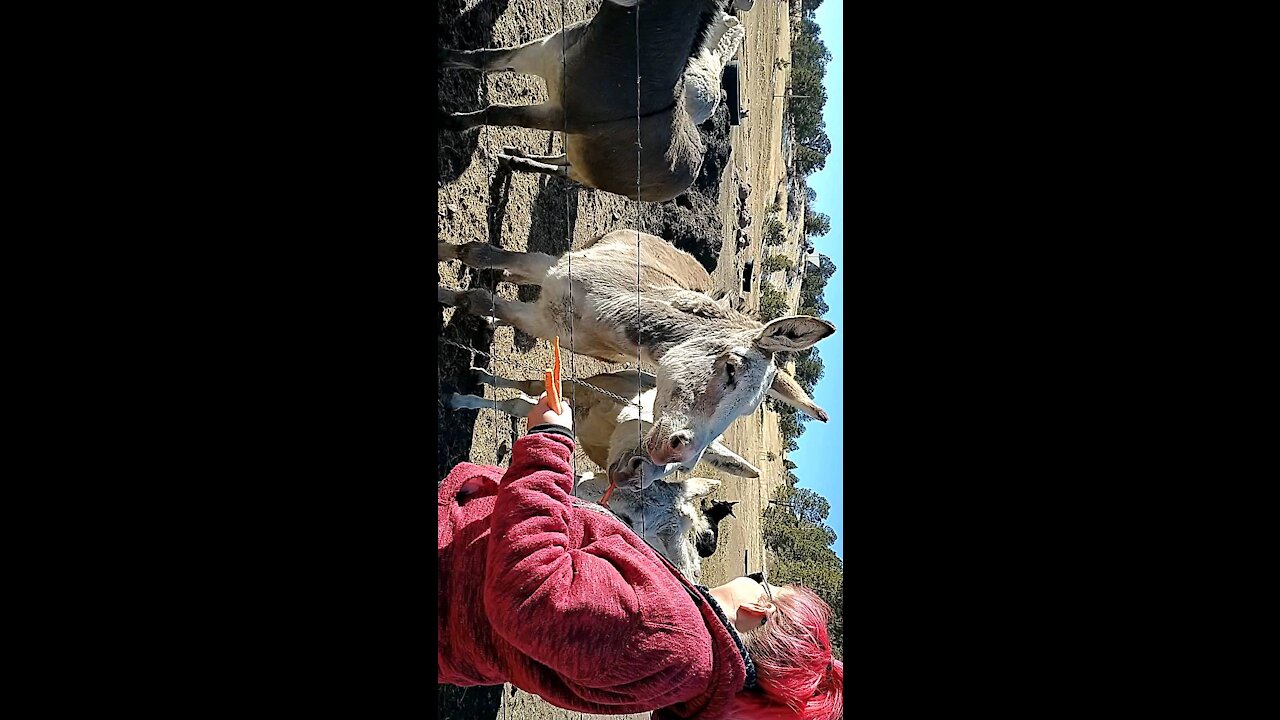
[747,571,775,625]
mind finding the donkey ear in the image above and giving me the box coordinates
[702,439,762,478]
[768,369,830,422]
[683,477,722,497]
[755,316,835,353]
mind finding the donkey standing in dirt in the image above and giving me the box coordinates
[439,0,747,201]
[438,228,835,472]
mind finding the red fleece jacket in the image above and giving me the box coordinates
[438,431,748,718]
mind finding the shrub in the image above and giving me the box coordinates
[761,254,795,273]
[778,408,807,442]
[763,217,788,246]
[792,347,825,395]
[757,283,790,322]
[804,211,831,237]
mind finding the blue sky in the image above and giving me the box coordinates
[787,0,843,560]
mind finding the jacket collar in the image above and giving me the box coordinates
[695,585,758,691]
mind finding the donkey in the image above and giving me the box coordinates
[576,471,722,582]
[439,0,746,201]
[437,228,836,471]
[695,499,738,558]
[448,367,760,489]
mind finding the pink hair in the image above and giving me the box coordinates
[724,585,843,720]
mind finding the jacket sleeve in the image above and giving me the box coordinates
[483,431,713,701]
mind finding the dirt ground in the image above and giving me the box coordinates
[438,3,798,718]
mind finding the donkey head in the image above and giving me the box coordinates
[607,420,762,490]
[643,315,835,467]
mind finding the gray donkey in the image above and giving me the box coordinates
[448,367,761,489]
[437,228,836,472]
[439,0,747,201]
[576,471,723,582]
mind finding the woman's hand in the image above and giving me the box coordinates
[528,392,573,431]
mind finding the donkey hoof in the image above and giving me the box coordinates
[439,110,476,133]
[438,47,468,69]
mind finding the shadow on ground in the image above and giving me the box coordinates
[437,684,503,720]
[438,0,512,183]
[437,296,488,483]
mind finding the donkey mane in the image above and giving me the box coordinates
[663,2,730,170]
[664,85,704,175]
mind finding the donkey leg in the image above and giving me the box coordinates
[447,392,537,417]
[440,45,527,73]
[477,315,511,329]
[501,147,569,165]
[439,31,559,74]
[471,367,546,396]
[498,155,572,180]
[442,288,558,341]
[438,242,556,285]
[440,21,588,77]
[442,101,565,133]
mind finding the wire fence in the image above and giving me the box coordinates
[437,4,778,716]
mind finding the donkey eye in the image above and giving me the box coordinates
[725,362,737,384]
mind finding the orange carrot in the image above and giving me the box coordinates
[545,371,561,414]
[544,337,563,413]
[600,478,618,508]
[552,336,562,398]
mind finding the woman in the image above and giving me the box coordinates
[438,393,842,719]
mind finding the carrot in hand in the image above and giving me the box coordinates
[553,336,561,392]
[545,370,560,414]
[545,336,563,413]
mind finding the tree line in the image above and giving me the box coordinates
[760,2,841,654]
[763,482,843,660]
